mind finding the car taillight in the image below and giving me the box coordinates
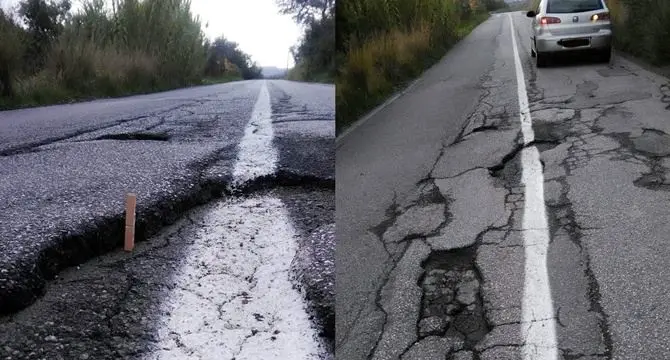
[540,17,561,25]
[591,12,610,21]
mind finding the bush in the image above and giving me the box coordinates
[336,0,497,133]
[277,0,335,82]
[1,0,260,109]
[292,14,335,81]
[0,9,26,97]
[608,0,670,66]
[204,36,262,80]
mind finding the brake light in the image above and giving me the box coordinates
[591,12,610,21]
[540,17,561,25]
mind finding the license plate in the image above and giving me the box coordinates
[559,38,590,48]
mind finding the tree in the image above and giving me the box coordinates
[293,14,334,79]
[279,0,335,81]
[0,8,26,97]
[205,36,262,80]
[18,0,71,69]
[276,0,334,24]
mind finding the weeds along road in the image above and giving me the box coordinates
[337,11,670,360]
[0,80,335,359]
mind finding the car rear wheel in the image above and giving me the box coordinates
[599,47,612,63]
[531,39,537,58]
[536,52,548,68]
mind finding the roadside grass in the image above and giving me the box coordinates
[285,62,334,84]
[0,0,261,110]
[201,74,243,85]
[336,12,490,134]
[606,0,670,67]
[0,74,243,111]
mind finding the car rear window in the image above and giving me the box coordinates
[547,0,603,13]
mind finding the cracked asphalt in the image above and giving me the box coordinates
[337,11,670,360]
[0,79,335,359]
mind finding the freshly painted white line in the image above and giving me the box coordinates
[232,81,278,185]
[147,197,330,360]
[509,13,559,360]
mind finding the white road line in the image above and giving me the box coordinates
[509,15,535,145]
[148,81,329,359]
[508,13,559,360]
[232,81,278,185]
[147,197,329,360]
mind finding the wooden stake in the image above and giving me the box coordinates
[125,193,136,252]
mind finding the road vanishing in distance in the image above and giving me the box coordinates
[337,11,670,360]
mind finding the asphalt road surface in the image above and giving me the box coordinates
[0,80,335,359]
[337,11,670,360]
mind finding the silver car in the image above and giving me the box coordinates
[526,0,612,67]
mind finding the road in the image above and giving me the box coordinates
[337,11,670,360]
[0,80,335,359]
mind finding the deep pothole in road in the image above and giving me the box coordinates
[95,132,171,141]
[418,246,489,351]
[533,120,571,147]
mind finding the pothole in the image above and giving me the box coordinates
[418,247,489,351]
[532,139,561,153]
[533,120,571,145]
[95,132,170,141]
[489,146,523,181]
[634,159,670,192]
[634,173,670,191]
[631,129,670,157]
[471,125,499,134]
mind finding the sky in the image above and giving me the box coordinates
[190,0,301,68]
[1,0,302,68]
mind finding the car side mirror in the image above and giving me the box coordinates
[526,11,536,17]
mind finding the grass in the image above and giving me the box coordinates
[606,0,670,67]
[0,73,243,111]
[0,0,257,110]
[336,11,490,134]
[201,74,243,85]
[286,62,334,83]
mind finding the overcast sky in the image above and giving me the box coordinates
[191,0,300,68]
[1,0,301,68]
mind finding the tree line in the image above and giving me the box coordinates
[276,0,335,82]
[0,0,262,108]
[335,0,508,133]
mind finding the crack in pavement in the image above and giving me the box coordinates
[0,99,212,157]
[0,185,335,360]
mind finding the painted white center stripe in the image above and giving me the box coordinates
[147,81,328,359]
[508,13,559,360]
[232,81,278,185]
[147,197,329,360]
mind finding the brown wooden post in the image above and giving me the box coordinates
[125,193,136,252]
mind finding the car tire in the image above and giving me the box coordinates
[536,52,548,68]
[599,47,612,63]
[531,39,537,57]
